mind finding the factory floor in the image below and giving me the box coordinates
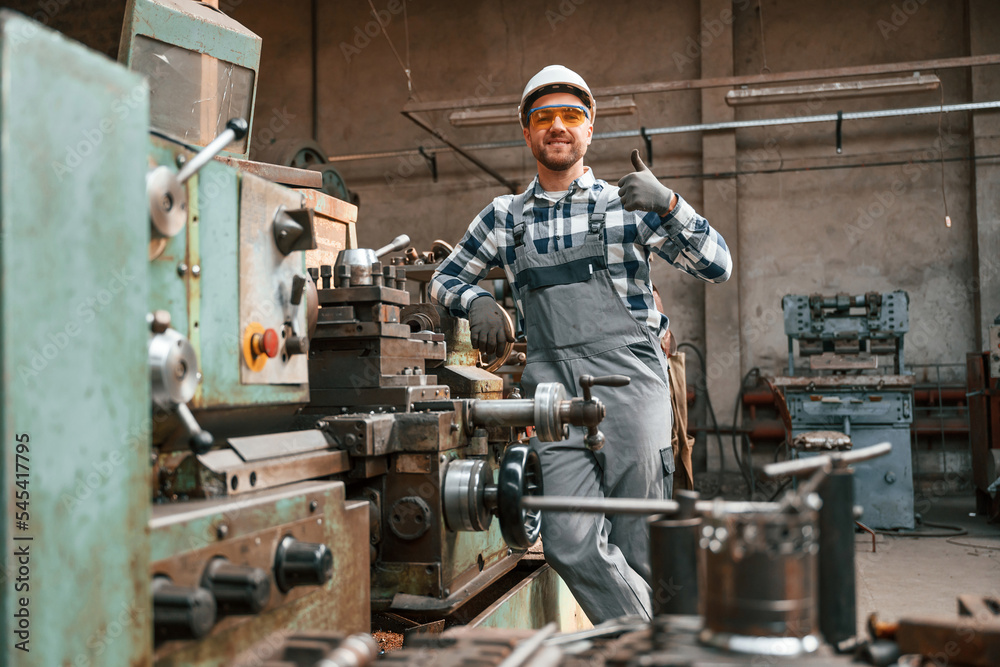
[854,495,1000,633]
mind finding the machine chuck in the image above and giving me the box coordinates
[273,536,334,593]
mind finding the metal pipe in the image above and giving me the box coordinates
[497,622,558,667]
[331,100,1000,163]
[521,495,781,516]
[818,469,857,649]
[649,491,701,615]
[402,54,1000,114]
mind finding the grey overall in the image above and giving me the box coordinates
[512,184,675,623]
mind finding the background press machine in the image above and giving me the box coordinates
[770,292,915,529]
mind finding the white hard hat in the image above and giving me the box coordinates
[518,65,595,128]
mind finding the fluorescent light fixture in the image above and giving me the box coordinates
[448,98,638,127]
[725,73,940,106]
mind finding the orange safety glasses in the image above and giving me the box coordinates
[527,104,590,130]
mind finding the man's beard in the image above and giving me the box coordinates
[531,135,586,171]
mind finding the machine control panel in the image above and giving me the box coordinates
[239,173,313,385]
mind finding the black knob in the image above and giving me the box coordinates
[273,536,333,592]
[290,274,306,306]
[201,558,271,615]
[226,117,249,140]
[320,265,332,289]
[286,335,309,356]
[152,576,217,640]
[307,267,320,281]
[190,429,214,455]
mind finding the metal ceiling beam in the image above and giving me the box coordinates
[395,54,1000,192]
[402,54,1000,114]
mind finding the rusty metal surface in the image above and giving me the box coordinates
[163,448,350,497]
[299,187,358,271]
[309,385,451,412]
[394,411,462,452]
[214,155,322,187]
[151,483,370,666]
[808,353,878,370]
[321,414,396,456]
[313,321,414,339]
[396,453,436,474]
[702,509,818,640]
[770,375,916,388]
[350,456,389,479]
[380,628,533,666]
[389,550,523,616]
[792,431,853,451]
[437,365,507,402]
[469,563,590,632]
[317,284,411,306]
[228,429,331,460]
[896,615,1000,667]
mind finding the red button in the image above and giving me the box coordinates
[262,328,280,358]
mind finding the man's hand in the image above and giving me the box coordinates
[617,149,676,217]
[469,296,509,355]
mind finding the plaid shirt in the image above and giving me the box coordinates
[429,168,732,336]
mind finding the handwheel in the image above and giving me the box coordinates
[478,307,515,374]
[497,444,543,551]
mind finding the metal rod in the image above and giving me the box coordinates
[402,54,1000,114]
[520,495,782,516]
[763,442,892,478]
[400,110,519,193]
[544,620,646,646]
[469,400,536,427]
[331,100,1000,163]
[497,622,558,667]
[177,118,247,183]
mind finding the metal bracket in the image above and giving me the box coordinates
[836,110,843,154]
[418,146,438,182]
[640,126,653,166]
[401,109,518,194]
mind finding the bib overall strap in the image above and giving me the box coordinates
[588,186,614,235]
[510,191,530,248]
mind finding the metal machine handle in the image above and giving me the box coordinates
[373,234,411,259]
[578,375,630,451]
[175,403,214,455]
[176,118,249,184]
[762,441,893,478]
[579,374,630,401]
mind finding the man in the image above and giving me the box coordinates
[430,65,731,623]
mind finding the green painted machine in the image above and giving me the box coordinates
[0,1,605,665]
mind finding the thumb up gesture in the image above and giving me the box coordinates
[617,149,676,217]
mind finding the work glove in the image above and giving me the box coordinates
[617,149,676,216]
[468,296,509,355]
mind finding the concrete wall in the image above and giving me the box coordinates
[21,0,989,477]
[229,0,988,391]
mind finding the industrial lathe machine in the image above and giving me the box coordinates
[0,3,611,665]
